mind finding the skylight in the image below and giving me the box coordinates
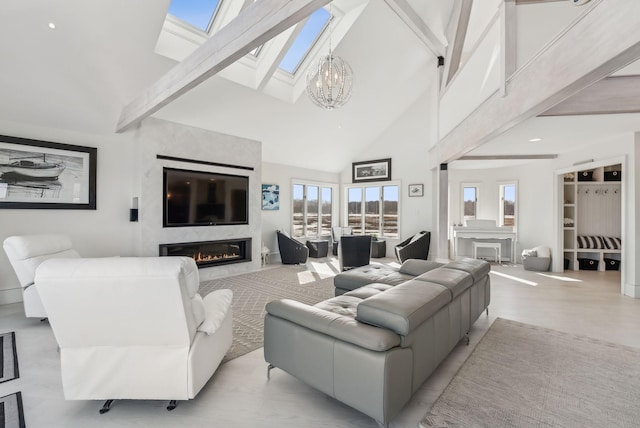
[279,7,331,74]
[168,0,222,33]
[155,1,366,104]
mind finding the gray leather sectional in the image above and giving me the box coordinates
[263,258,491,427]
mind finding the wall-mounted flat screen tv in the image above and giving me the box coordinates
[163,167,249,227]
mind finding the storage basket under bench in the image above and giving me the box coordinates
[576,235,621,271]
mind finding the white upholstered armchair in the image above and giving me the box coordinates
[35,256,232,413]
[3,234,80,318]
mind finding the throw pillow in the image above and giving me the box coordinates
[532,246,551,258]
[602,236,621,250]
[198,289,233,335]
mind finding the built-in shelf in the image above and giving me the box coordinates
[576,249,621,254]
[562,163,622,272]
[577,181,621,185]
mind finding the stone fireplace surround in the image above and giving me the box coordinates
[136,118,262,281]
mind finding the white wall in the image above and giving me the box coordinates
[448,136,636,296]
[0,119,137,304]
[450,161,551,259]
[261,162,339,261]
[439,10,501,138]
[0,117,265,304]
[516,2,584,70]
[260,78,441,262]
[339,81,439,257]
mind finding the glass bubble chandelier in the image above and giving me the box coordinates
[305,6,353,110]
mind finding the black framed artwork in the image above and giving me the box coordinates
[352,158,391,183]
[0,135,97,209]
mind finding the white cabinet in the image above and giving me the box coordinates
[562,164,621,272]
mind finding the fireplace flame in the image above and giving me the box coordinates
[194,251,240,263]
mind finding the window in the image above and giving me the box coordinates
[462,185,478,223]
[279,7,331,74]
[292,182,334,237]
[499,183,517,227]
[321,187,332,236]
[167,0,222,33]
[346,184,399,238]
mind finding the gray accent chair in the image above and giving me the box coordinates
[276,230,308,265]
[264,258,490,427]
[394,230,431,262]
[339,235,371,271]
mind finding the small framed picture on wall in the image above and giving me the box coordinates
[408,183,424,197]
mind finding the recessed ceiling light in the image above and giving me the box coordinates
[529,138,542,142]
[48,22,56,30]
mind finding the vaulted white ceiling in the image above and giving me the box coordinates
[0,0,449,173]
[1,0,638,174]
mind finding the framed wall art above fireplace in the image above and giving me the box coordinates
[0,135,97,209]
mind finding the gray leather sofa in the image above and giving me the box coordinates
[264,258,490,427]
[334,259,445,295]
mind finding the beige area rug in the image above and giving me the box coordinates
[199,265,336,362]
[421,318,640,428]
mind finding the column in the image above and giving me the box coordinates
[435,163,450,263]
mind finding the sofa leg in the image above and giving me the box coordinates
[167,400,177,411]
[99,399,114,414]
[267,364,275,380]
[40,317,48,322]
[486,307,489,316]
[463,333,470,346]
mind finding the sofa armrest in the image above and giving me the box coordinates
[265,299,400,352]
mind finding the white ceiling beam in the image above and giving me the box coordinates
[458,154,558,160]
[540,75,640,116]
[441,0,472,91]
[500,0,516,96]
[515,0,565,4]
[383,0,446,57]
[117,0,331,133]
[437,1,640,163]
[256,17,309,91]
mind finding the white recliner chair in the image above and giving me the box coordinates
[3,234,80,318]
[35,256,233,413]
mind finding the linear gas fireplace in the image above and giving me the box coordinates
[159,238,252,268]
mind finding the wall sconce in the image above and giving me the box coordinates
[130,197,139,222]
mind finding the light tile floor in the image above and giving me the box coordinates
[0,260,638,428]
